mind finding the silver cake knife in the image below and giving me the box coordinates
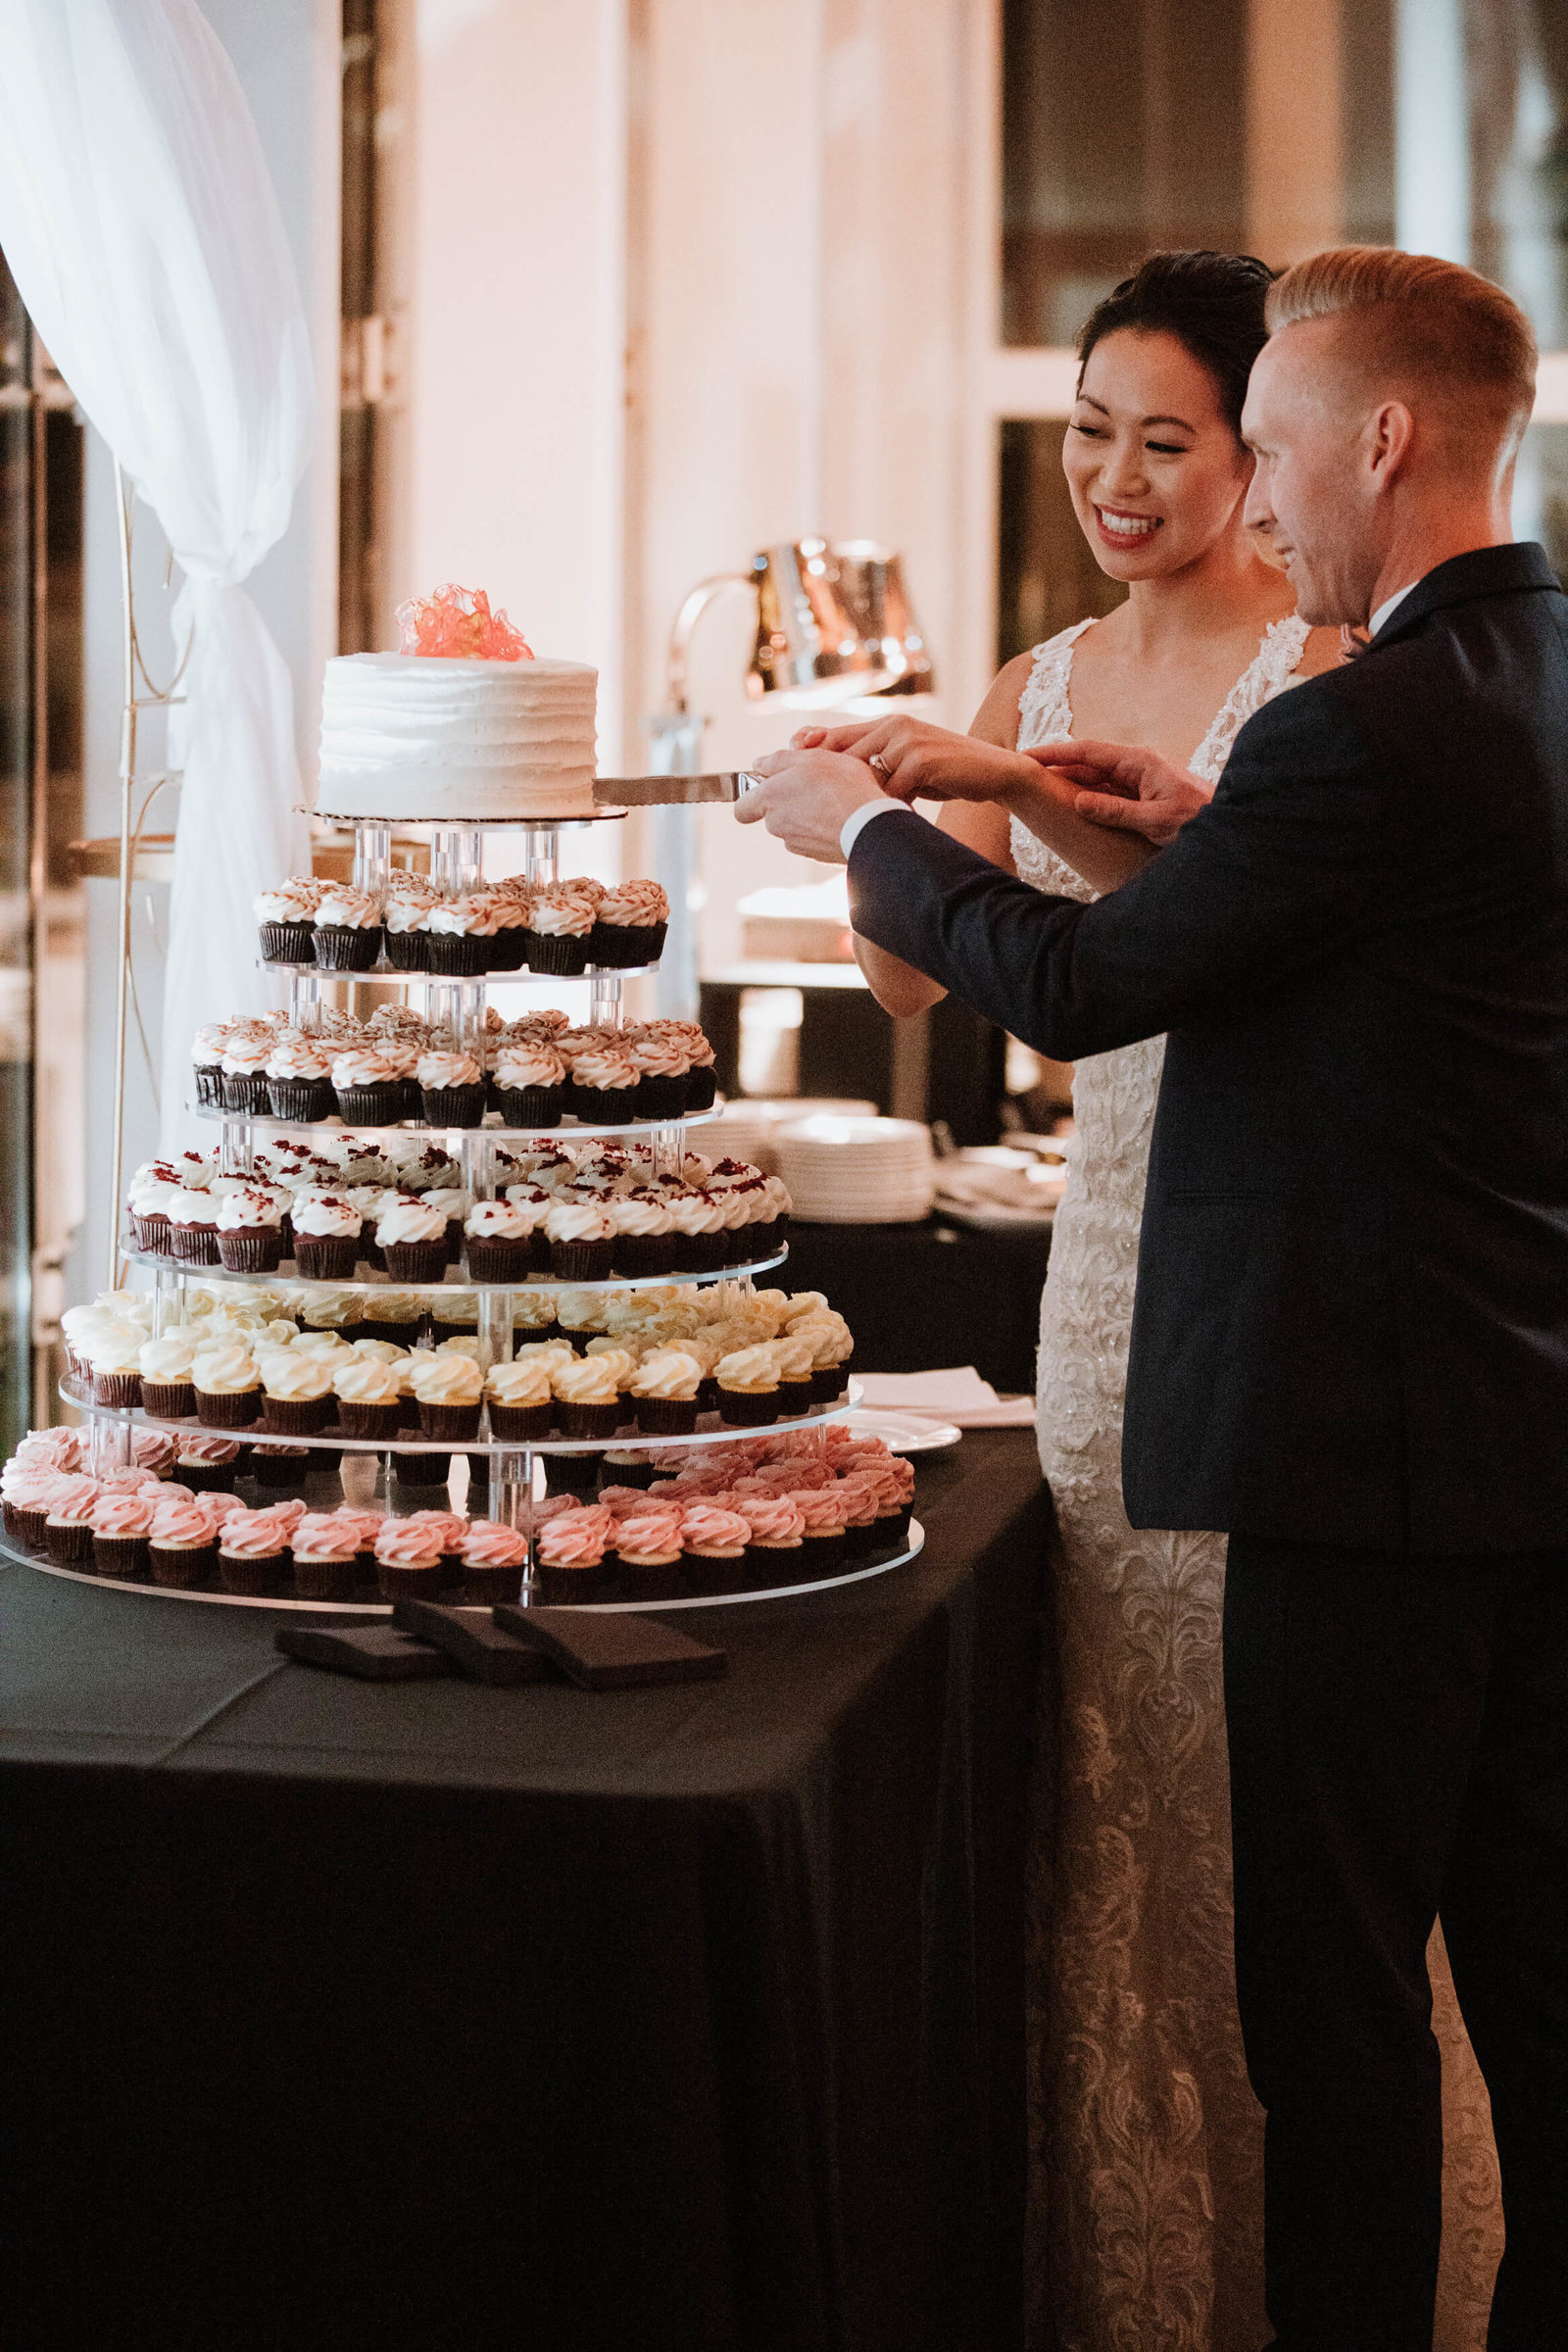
[592,772,760,805]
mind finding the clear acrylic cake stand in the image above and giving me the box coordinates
[58,814,905,1611]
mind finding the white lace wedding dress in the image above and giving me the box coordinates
[1013,618,1503,2352]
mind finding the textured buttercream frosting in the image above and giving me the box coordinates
[317,653,598,821]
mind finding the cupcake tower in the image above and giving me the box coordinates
[44,812,918,1610]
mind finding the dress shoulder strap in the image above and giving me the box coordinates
[1015,617,1096,753]
[1190,612,1312,782]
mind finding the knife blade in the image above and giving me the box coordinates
[592,772,759,806]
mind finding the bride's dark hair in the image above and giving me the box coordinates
[1077,250,1277,437]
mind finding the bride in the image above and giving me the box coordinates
[799,251,1501,2351]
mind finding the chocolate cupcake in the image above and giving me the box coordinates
[169,1195,221,1267]
[544,1200,614,1284]
[330,1046,403,1128]
[609,1191,676,1278]
[216,1186,286,1276]
[289,1191,363,1280]
[375,1194,449,1285]
[382,891,433,971]
[255,879,318,966]
[218,1029,274,1113]
[493,1039,566,1130]
[463,1197,532,1283]
[588,877,668,970]
[481,896,528,972]
[127,1173,180,1258]
[417,1048,488,1129]
[312,882,384,971]
[191,1023,230,1110]
[522,883,594,975]
[265,1032,336,1123]
[564,1043,638,1128]
[424,893,492,976]
[624,1029,689,1121]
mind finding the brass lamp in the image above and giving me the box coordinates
[664,537,934,717]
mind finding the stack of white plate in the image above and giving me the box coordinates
[706,1098,877,1175]
[773,1115,936,1223]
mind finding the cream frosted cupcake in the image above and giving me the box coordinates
[544,1199,614,1284]
[525,882,595,976]
[464,1197,531,1283]
[625,1028,689,1121]
[493,1039,565,1130]
[191,1342,262,1429]
[609,1190,675,1279]
[217,1186,286,1275]
[265,1030,336,1122]
[383,881,436,972]
[665,1185,728,1273]
[589,876,668,970]
[418,1048,487,1129]
[138,1332,198,1420]
[192,1020,231,1108]
[220,1026,275,1114]
[425,892,493,977]
[565,1042,637,1128]
[289,1191,362,1281]
[714,1343,781,1427]
[86,1320,148,1410]
[331,1350,402,1441]
[169,1188,221,1267]
[484,1353,555,1441]
[259,1347,335,1436]
[375,1195,448,1285]
[408,1348,484,1442]
[359,1287,428,1348]
[330,1046,401,1126]
[550,1351,624,1443]
[127,1172,181,1258]
[628,1346,702,1436]
[313,881,384,972]
[255,876,318,965]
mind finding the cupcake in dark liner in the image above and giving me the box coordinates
[292,1233,360,1282]
[375,1548,445,1599]
[374,1192,449,1286]
[383,927,429,972]
[248,1442,312,1487]
[555,1394,623,1443]
[141,1380,196,1421]
[169,1207,221,1267]
[91,1529,153,1580]
[258,921,315,965]
[628,1348,702,1435]
[422,1088,488,1128]
[219,1067,271,1115]
[483,908,529,971]
[494,1084,564,1130]
[458,1523,528,1604]
[614,1544,684,1602]
[463,1197,531,1284]
[588,879,668,969]
[255,881,318,966]
[216,1192,286,1275]
[192,1347,263,1427]
[219,1513,289,1594]
[44,1508,97,1564]
[289,1518,361,1600]
[415,1399,480,1443]
[338,1399,401,1443]
[525,881,596,975]
[409,1352,485,1446]
[424,893,492,974]
[259,1388,335,1436]
[383,894,433,970]
[266,1074,334,1122]
[391,1448,451,1486]
[149,1539,217,1589]
[174,1439,241,1493]
[686,1060,717,1110]
[564,1043,638,1127]
[633,1394,699,1436]
[492,1037,566,1131]
[90,1368,143,1411]
[715,1346,781,1425]
[194,1062,225,1109]
[127,1175,178,1258]
[312,881,385,970]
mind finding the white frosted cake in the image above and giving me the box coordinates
[316,652,598,822]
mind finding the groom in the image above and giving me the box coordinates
[741,248,1568,2351]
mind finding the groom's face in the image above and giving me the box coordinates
[1241,323,1386,628]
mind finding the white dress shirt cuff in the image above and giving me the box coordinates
[840,796,904,860]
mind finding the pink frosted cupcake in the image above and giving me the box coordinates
[611,1502,685,1600]
[147,1494,219,1588]
[736,1492,806,1587]
[526,883,595,976]
[534,1502,613,1603]
[374,1515,445,1600]
[589,876,668,970]
[43,1473,101,1564]
[288,1509,362,1600]
[677,1500,752,1597]
[460,1518,529,1603]
[217,1504,290,1594]
[89,1489,158,1579]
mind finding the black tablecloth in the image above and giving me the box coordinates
[0,1431,1048,2352]
[781,1220,1053,1396]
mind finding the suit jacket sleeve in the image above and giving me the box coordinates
[847,683,1389,1060]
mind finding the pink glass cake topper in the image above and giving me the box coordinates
[394,584,534,661]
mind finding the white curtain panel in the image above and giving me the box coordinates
[0,0,315,1154]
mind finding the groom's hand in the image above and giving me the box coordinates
[1027,739,1213,846]
[737,749,892,863]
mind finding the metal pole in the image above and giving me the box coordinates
[108,460,135,1292]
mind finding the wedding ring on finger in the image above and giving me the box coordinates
[868,753,890,780]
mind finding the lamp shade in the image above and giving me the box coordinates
[745,538,934,707]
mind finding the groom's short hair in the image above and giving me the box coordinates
[1266,246,1537,463]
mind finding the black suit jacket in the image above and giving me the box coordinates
[849,545,1568,1549]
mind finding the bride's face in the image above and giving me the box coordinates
[1062,329,1255,583]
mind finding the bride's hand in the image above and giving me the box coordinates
[791,715,1036,804]
[1026,739,1213,846]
